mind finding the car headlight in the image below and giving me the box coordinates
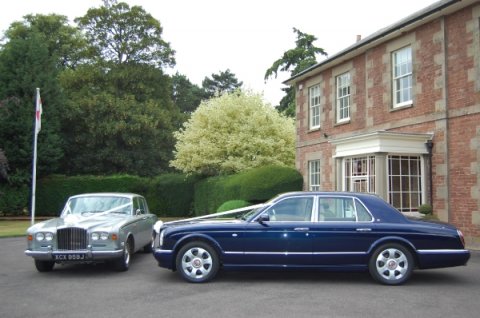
[35,232,45,241]
[159,230,164,247]
[45,232,54,241]
[92,232,109,241]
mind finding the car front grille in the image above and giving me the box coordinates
[57,227,88,250]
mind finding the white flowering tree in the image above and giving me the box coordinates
[170,90,295,176]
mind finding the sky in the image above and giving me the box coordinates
[0,0,438,106]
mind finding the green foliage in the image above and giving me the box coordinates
[0,149,7,180]
[0,184,29,216]
[35,175,146,215]
[4,14,87,69]
[194,165,303,215]
[75,1,175,67]
[146,174,197,217]
[171,90,295,176]
[0,23,65,181]
[202,69,243,99]
[265,28,327,116]
[418,204,433,215]
[172,72,204,113]
[59,64,180,176]
[216,200,251,212]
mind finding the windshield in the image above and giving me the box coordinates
[63,196,132,216]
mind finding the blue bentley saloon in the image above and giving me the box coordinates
[152,192,470,285]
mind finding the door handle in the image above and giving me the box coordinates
[356,228,372,232]
[294,227,309,231]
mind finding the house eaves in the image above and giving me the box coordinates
[284,0,474,86]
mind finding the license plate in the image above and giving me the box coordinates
[53,253,86,261]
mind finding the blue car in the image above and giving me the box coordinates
[152,192,470,285]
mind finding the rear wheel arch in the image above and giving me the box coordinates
[369,238,418,266]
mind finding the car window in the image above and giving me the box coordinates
[355,199,373,222]
[265,197,313,221]
[318,197,356,221]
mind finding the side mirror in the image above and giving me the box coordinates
[257,213,270,224]
[135,208,143,215]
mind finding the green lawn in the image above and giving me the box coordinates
[0,220,31,238]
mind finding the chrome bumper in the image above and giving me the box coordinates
[25,249,124,261]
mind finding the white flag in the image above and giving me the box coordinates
[35,89,42,134]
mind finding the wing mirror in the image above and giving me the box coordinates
[257,213,270,224]
[135,208,143,215]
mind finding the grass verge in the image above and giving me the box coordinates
[0,220,31,238]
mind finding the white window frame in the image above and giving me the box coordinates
[387,155,424,213]
[343,156,376,193]
[308,160,320,191]
[336,72,351,123]
[309,85,320,129]
[392,46,413,108]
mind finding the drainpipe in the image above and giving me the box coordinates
[425,140,434,205]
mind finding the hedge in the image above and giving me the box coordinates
[194,165,303,215]
[145,174,197,217]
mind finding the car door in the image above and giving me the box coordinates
[310,196,376,266]
[132,197,153,248]
[242,195,315,266]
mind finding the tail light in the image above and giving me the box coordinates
[457,229,466,248]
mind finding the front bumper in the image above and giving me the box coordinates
[153,248,174,270]
[25,249,124,261]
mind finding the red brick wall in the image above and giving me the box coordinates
[295,4,480,245]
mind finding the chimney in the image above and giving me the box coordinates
[356,35,362,42]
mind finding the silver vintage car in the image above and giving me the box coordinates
[25,193,157,272]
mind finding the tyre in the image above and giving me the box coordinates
[176,241,219,283]
[112,238,132,272]
[369,243,414,285]
[34,260,55,272]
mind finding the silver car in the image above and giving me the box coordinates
[25,193,157,272]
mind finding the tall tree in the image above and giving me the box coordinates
[171,72,204,113]
[0,26,65,182]
[75,0,175,67]
[171,90,295,176]
[265,28,327,116]
[60,2,181,175]
[4,14,87,69]
[202,69,243,99]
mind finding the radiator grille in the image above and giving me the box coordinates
[57,227,88,250]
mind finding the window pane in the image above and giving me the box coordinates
[267,197,313,221]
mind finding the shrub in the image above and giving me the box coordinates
[216,200,251,212]
[194,165,302,215]
[418,204,433,215]
[0,184,29,216]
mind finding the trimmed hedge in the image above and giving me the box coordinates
[0,184,29,216]
[35,175,146,216]
[216,200,251,212]
[146,174,197,217]
[194,165,303,215]
[32,174,196,217]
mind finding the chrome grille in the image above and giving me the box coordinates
[57,227,88,250]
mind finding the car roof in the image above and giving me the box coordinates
[68,193,142,200]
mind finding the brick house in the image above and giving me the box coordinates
[285,0,480,248]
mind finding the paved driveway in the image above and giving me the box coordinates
[1,237,479,318]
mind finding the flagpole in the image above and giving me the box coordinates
[31,88,40,226]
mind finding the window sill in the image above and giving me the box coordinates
[334,119,350,127]
[391,102,413,112]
